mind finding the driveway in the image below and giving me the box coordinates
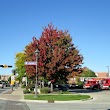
[78,89,110,103]
[26,89,110,110]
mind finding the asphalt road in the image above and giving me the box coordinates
[0,87,110,110]
[26,89,110,110]
[0,99,29,110]
[26,102,110,110]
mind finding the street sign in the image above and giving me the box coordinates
[25,61,36,65]
[11,75,15,85]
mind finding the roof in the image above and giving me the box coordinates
[96,72,109,77]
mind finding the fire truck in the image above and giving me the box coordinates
[83,79,101,90]
[101,78,110,89]
[83,78,110,90]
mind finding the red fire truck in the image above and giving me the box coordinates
[101,78,110,89]
[83,79,101,90]
[83,78,110,90]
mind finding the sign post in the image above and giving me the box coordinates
[11,75,15,91]
[25,49,39,97]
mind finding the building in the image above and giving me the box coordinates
[0,75,10,81]
[95,72,109,78]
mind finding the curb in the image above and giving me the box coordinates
[20,97,93,103]
[81,97,93,101]
[0,97,93,103]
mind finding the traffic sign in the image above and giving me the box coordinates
[25,61,36,65]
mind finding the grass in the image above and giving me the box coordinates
[24,94,90,101]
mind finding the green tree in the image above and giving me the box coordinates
[81,67,96,77]
[15,52,26,82]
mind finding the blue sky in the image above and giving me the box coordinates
[0,0,110,75]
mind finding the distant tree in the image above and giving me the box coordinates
[80,67,96,77]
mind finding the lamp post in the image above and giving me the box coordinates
[25,73,27,86]
[35,49,39,97]
[106,66,109,77]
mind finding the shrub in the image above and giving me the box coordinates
[23,89,30,94]
[27,84,35,91]
[58,91,70,94]
[40,87,50,94]
[77,81,84,88]
[21,85,25,88]
[31,91,35,94]
[53,88,59,92]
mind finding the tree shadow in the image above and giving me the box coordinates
[68,88,102,93]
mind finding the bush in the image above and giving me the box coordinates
[40,87,50,94]
[53,88,59,92]
[21,85,25,88]
[27,84,35,91]
[58,91,70,94]
[31,91,35,94]
[77,81,84,88]
[23,89,30,94]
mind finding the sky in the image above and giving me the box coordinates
[0,0,110,75]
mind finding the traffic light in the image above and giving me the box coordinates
[3,65,8,68]
[0,64,12,68]
[0,65,3,67]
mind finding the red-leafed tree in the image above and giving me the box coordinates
[38,24,83,83]
[24,37,38,78]
[24,24,83,84]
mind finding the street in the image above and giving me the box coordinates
[26,90,110,110]
[0,99,29,110]
[0,87,30,110]
[0,87,110,110]
[26,102,110,110]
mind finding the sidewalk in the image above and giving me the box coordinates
[0,87,94,103]
[0,87,24,101]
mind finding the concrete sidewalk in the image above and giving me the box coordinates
[0,87,94,103]
[0,87,24,101]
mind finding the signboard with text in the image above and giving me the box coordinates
[11,75,15,85]
[25,61,36,65]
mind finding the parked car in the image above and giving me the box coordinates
[0,81,4,88]
[69,84,79,89]
[5,82,10,87]
[53,84,68,92]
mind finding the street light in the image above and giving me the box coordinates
[106,66,109,77]
[35,49,40,97]
[25,73,27,86]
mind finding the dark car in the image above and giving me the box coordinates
[54,84,68,92]
[69,84,78,89]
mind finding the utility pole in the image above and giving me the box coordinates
[35,49,39,97]
[106,66,109,77]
